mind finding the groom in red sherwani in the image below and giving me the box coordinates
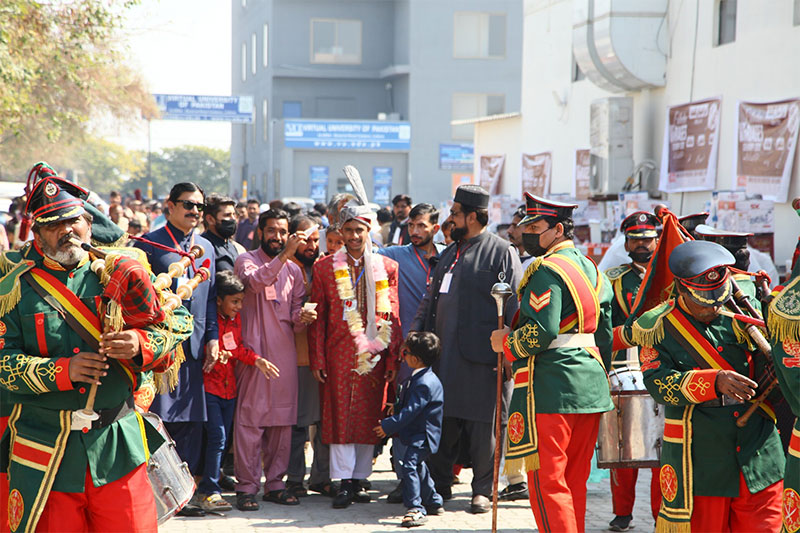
[309,204,401,509]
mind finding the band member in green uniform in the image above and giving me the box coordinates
[490,193,613,532]
[632,240,784,532]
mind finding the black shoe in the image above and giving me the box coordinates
[387,481,404,504]
[609,515,633,531]
[436,485,452,501]
[219,475,237,492]
[359,478,372,490]
[176,504,206,517]
[352,479,371,503]
[469,494,490,514]
[498,482,528,501]
[333,481,354,509]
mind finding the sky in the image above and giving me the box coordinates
[103,0,232,152]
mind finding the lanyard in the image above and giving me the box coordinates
[448,243,469,274]
[164,224,195,275]
[350,263,366,288]
[413,246,432,287]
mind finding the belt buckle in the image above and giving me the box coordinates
[720,394,740,407]
[71,409,99,432]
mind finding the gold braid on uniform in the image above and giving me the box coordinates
[517,257,543,297]
[630,301,673,348]
[768,276,800,343]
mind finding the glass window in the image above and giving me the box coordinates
[262,99,268,141]
[717,0,737,45]
[241,42,247,81]
[451,93,505,140]
[283,101,302,118]
[268,24,269,67]
[251,33,257,74]
[311,18,362,64]
[454,12,506,58]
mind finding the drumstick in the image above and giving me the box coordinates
[716,308,766,328]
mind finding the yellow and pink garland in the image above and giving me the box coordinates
[332,250,392,375]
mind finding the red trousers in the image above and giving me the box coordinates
[527,412,601,533]
[690,472,782,532]
[0,416,7,533]
[610,467,661,519]
[35,464,157,532]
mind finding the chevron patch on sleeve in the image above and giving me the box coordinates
[529,289,551,312]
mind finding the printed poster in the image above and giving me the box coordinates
[734,98,800,203]
[373,167,392,205]
[521,152,552,197]
[573,149,591,200]
[479,155,505,195]
[659,97,721,192]
[309,166,329,203]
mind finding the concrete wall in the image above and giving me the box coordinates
[477,0,799,267]
[473,116,523,196]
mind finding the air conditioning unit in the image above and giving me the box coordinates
[589,97,633,197]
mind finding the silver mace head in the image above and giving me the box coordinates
[491,272,513,317]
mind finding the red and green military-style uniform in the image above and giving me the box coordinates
[632,299,785,532]
[767,274,800,533]
[502,240,614,532]
[0,244,192,532]
[606,262,661,521]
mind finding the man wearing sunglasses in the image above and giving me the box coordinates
[135,182,219,516]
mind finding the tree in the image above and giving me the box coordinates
[0,0,156,176]
[125,146,230,199]
[57,136,144,196]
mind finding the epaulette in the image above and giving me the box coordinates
[0,259,35,318]
[768,275,800,342]
[631,299,675,348]
[605,264,632,281]
[0,250,25,275]
[517,256,544,297]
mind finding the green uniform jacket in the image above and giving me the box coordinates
[633,300,785,498]
[0,245,192,493]
[504,241,614,413]
[606,263,644,361]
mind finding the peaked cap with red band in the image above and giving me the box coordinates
[669,240,735,307]
[694,223,751,253]
[24,162,88,226]
[518,192,577,227]
[677,211,709,236]
[620,211,659,239]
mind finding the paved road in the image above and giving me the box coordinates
[160,451,655,532]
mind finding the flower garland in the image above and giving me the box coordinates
[332,250,392,375]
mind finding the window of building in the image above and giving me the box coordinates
[794,0,800,25]
[310,18,362,64]
[262,99,268,141]
[268,24,269,67]
[241,42,247,81]
[451,93,505,140]
[716,0,737,45]
[453,12,506,58]
[251,33,257,74]
[572,54,585,82]
[283,101,302,118]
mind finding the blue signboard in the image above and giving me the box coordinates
[373,167,393,205]
[284,120,411,150]
[309,166,329,203]
[439,143,474,170]
[154,94,254,123]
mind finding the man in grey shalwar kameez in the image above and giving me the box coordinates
[410,184,522,514]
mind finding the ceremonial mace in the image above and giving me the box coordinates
[70,240,206,430]
[490,273,513,533]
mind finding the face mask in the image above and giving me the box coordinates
[522,231,550,257]
[628,250,654,264]
[217,219,237,239]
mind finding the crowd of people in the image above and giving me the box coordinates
[0,160,798,533]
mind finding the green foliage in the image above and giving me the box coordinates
[125,145,231,199]
[0,0,155,174]
[66,137,144,196]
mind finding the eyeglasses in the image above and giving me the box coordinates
[178,200,204,212]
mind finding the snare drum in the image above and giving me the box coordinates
[142,411,195,524]
[597,367,665,469]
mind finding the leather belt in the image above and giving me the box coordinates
[71,396,135,431]
[548,333,596,349]
[699,394,745,407]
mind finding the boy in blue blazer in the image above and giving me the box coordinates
[375,332,444,528]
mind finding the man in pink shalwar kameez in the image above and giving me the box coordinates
[233,208,315,508]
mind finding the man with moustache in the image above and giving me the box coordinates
[309,204,402,508]
[631,240,784,532]
[411,185,521,513]
[603,212,661,531]
[234,198,261,250]
[378,203,444,502]
[0,168,192,532]
[233,209,316,509]
[202,193,246,272]
[388,194,412,246]
[135,182,219,516]
[285,214,333,498]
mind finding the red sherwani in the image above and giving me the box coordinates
[309,253,401,445]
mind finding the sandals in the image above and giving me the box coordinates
[401,509,428,528]
[286,480,308,498]
[201,493,232,512]
[308,481,337,497]
[263,489,300,506]
[236,492,259,511]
